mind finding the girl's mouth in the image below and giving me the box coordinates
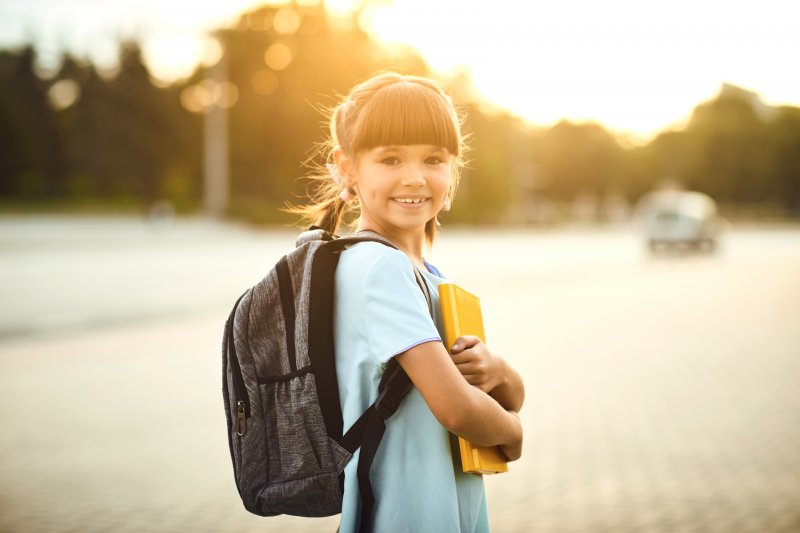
[392,197,429,208]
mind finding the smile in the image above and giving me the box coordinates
[392,198,429,205]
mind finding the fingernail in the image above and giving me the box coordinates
[451,344,459,351]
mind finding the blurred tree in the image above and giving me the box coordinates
[626,86,800,216]
[628,129,688,194]
[448,104,530,223]
[681,91,774,202]
[57,44,201,209]
[768,106,800,213]
[2,13,799,222]
[215,3,430,222]
[533,121,625,203]
[0,47,62,199]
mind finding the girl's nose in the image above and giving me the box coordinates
[400,165,427,186]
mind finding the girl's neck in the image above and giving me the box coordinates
[356,223,428,270]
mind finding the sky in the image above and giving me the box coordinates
[2,0,799,140]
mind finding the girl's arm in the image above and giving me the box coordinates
[395,341,522,458]
[450,336,525,413]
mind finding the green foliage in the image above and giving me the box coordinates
[218,3,431,223]
[13,171,47,198]
[771,107,800,213]
[0,7,798,221]
[450,106,531,223]
[634,88,800,213]
[0,47,62,198]
[533,120,625,201]
[65,173,96,198]
[160,163,198,212]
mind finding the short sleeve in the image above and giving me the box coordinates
[363,249,442,364]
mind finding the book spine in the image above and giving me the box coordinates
[440,284,460,347]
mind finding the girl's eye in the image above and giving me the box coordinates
[381,157,401,165]
[426,156,445,165]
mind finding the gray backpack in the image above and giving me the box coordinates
[222,227,432,532]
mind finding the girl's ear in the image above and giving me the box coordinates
[333,148,355,187]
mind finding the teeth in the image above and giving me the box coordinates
[395,198,427,203]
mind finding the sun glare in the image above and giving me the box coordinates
[139,0,282,81]
[362,0,800,139]
[10,0,795,138]
[324,0,362,17]
[143,34,208,82]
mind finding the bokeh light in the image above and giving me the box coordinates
[214,81,239,109]
[142,33,207,83]
[181,79,239,113]
[245,10,273,31]
[252,69,280,96]
[200,36,223,67]
[273,7,302,34]
[47,79,80,110]
[264,42,293,71]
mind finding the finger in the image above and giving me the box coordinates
[450,351,477,365]
[450,335,482,353]
[455,361,478,375]
[455,357,487,374]
[459,371,487,385]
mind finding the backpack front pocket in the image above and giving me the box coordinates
[259,370,335,484]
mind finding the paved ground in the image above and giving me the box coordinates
[1,217,799,532]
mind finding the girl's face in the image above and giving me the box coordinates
[341,144,452,239]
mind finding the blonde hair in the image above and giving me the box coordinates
[286,72,466,246]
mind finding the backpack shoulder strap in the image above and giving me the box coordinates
[330,232,435,532]
[313,230,433,443]
[321,231,393,253]
[336,354,416,532]
[327,230,434,316]
[412,266,433,317]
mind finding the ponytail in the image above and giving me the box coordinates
[316,195,346,235]
[283,168,357,236]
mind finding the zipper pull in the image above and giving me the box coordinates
[236,401,247,436]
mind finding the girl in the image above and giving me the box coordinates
[291,72,524,533]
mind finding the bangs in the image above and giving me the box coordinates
[349,82,460,156]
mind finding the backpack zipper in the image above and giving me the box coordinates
[227,291,251,433]
[236,400,247,436]
[229,336,250,420]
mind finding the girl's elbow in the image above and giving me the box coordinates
[433,397,473,434]
[435,408,466,434]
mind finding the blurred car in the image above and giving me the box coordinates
[635,190,721,253]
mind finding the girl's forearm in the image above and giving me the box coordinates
[451,388,522,447]
[489,360,525,412]
[396,341,522,448]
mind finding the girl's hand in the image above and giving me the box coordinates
[449,335,508,394]
[501,442,522,462]
[500,411,523,461]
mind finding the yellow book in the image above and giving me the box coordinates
[438,283,509,475]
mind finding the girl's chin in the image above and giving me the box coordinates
[373,218,434,234]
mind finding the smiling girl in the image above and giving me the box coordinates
[290,72,524,533]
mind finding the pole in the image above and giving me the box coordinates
[203,52,229,218]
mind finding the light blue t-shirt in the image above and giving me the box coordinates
[334,242,490,533]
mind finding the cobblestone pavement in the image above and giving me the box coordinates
[1,222,799,532]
